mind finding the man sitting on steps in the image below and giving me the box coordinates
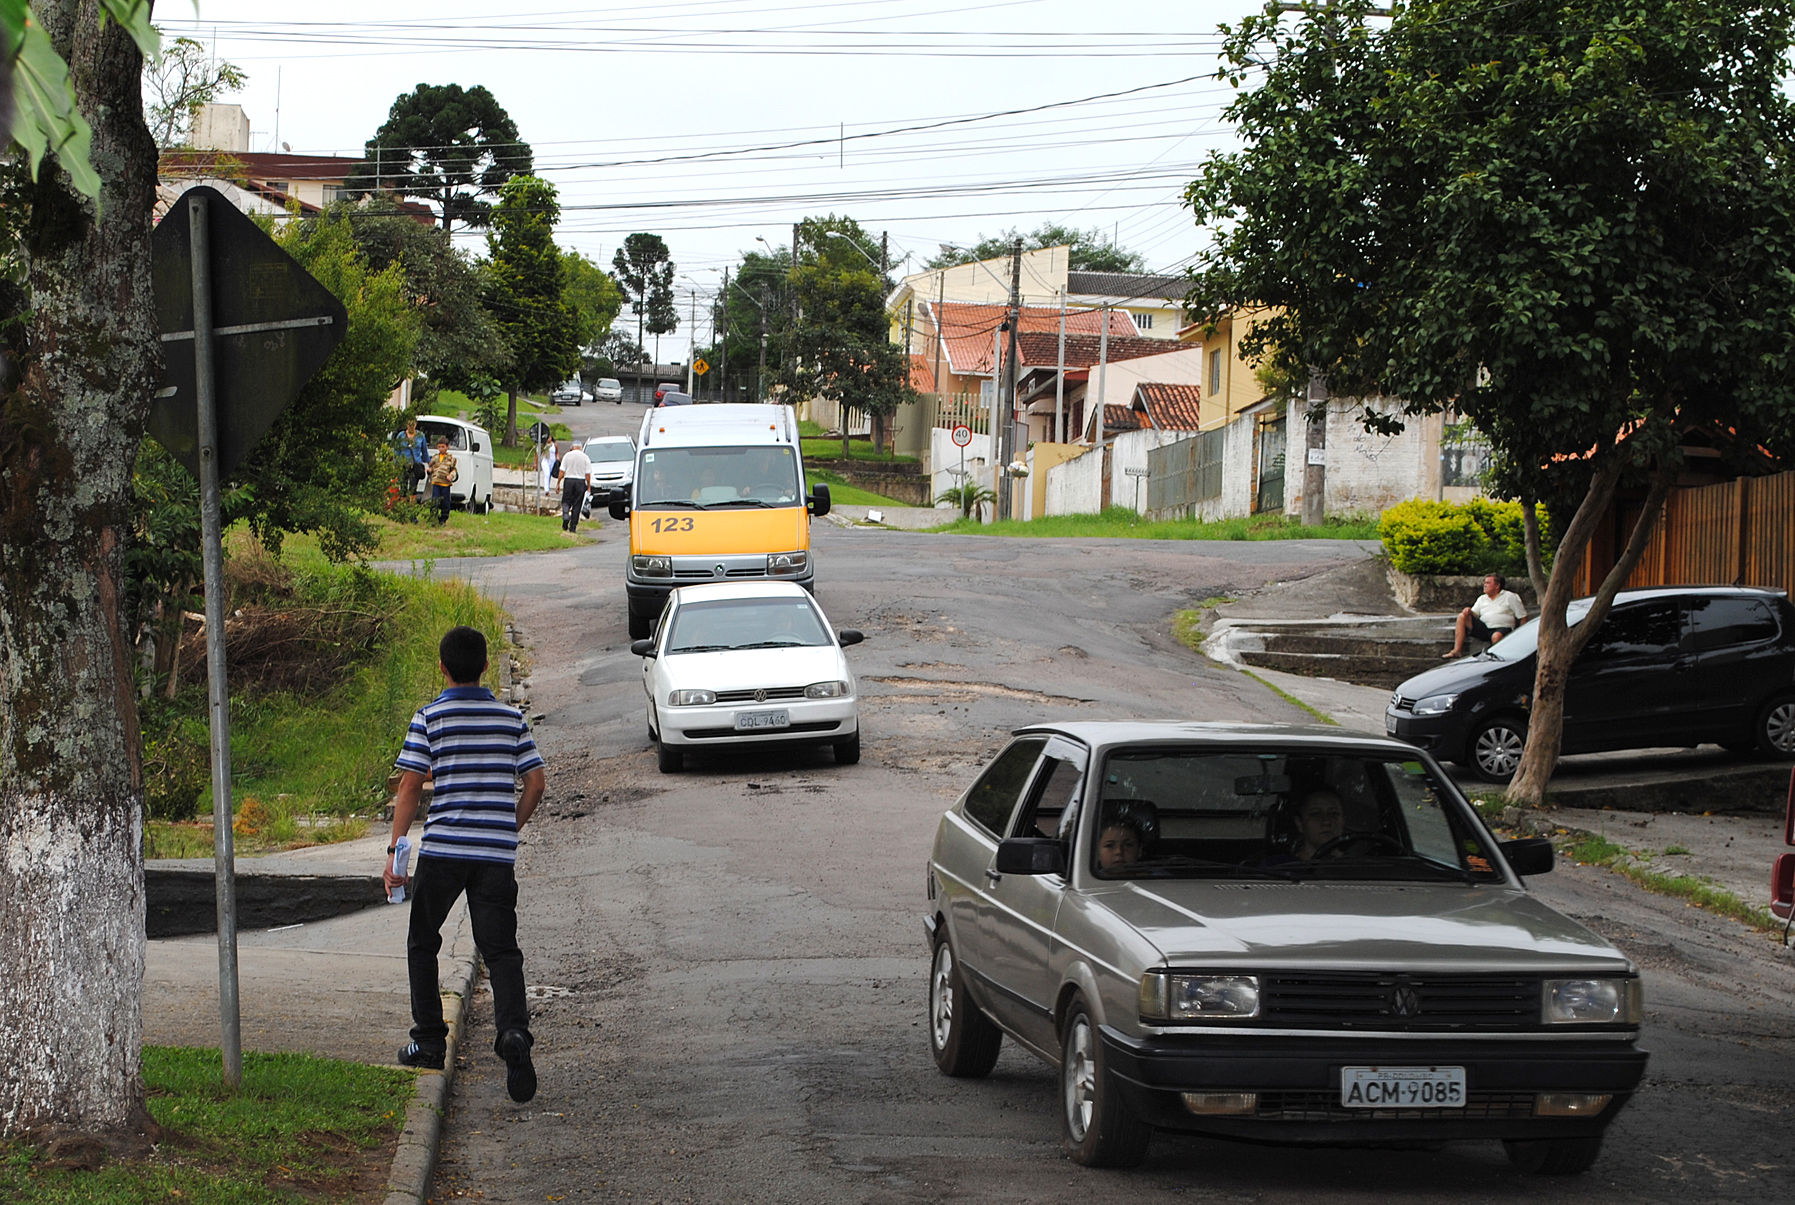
[1444,573,1528,658]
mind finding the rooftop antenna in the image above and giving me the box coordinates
[274,67,281,153]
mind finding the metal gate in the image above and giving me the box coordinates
[1146,429,1224,513]
[1256,417,1286,513]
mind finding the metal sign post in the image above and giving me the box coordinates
[187,193,242,1091]
[1125,464,1149,513]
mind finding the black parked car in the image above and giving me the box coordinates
[1387,586,1795,781]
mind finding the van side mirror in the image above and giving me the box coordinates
[630,639,656,657]
[1773,854,1795,920]
[609,488,630,521]
[838,629,864,647]
[995,837,1066,876]
[1500,837,1554,877]
[807,482,831,517]
[471,441,482,453]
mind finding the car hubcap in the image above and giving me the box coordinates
[1064,1017,1095,1142]
[930,945,954,1051]
[1766,702,1795,752]
[1477,726,1525,778]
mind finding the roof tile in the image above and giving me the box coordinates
[927,301,1137,376]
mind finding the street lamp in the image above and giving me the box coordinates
[823,229,884,272]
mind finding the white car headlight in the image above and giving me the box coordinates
[1411,693,1460,716]
[1542,978,1642,1024]
[669,689,716,707]
[1139,972,1261,1021]
[632,555,672,578]
[804,680,849,698]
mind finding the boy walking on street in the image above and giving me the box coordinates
[383,626,546,1103]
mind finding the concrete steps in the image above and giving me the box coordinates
[1210,617,1461,691]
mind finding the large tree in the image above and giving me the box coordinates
[347,83,532,231]
[611,232,675,367]
[561,249,623,354]
[1187,0,1795,804]
[0,0,160,1139]
[925,221,1145,273]
[484,175,580,445]
[785,224,914,454]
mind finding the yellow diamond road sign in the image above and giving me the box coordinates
[693,357,710,375]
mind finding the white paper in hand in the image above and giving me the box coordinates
[389,836,413,904]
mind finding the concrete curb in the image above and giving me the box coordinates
[384,902,480,1205]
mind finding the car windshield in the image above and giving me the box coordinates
[636,446,802,508]
[665,596,832,653]
[1090,748,1504,883]
[585,441,633,462]
[599,379,620,389]
[1483,600,1592,662]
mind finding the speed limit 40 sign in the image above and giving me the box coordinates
[951,424,973,447]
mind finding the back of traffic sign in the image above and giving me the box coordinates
[149,187,347,479]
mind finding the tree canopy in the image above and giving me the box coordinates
[561,249,624,353]
[484,174,580,442]
[925,222,1145,273]
[347,83,533,230]
[1186,0,1795,799]
[611,232,675,362]
[140,33,246,147]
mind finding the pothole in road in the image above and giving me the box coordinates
[525,985,574,999]
[865,676,1093,705]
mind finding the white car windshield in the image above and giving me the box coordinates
[637,446,802,508]
[666,597,832,653]
[1089,749,1503,883]
[585,441,633,462]
[599,379,621,389]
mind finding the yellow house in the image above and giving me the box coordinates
[1176,305,1281,420]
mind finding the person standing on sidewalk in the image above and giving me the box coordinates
[426,436,458,526]
[382,625,546,1103]
[556,440,592,534]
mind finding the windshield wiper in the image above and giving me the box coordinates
[730,639,816,649]
[706,498,778,508]
[1289,856,1475,883]
[639,499,708,509]
[670,644,733,653]
[1109,857,1301,881]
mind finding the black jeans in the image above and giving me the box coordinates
[561,479,588,532]
[406,854,531,1052]
[431,483,452,524]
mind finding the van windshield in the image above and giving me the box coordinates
[636,446,802,508]
[1485,600,1591,662]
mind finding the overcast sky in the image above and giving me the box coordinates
[161,0,1255,356]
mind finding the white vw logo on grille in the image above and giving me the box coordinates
[753,689,768,703]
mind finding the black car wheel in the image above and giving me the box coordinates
[656,738,683,773]
[1465,716,1527,783]
[1060,995,1151,1167]
[1755,693,1795,757]
[1503,1135,1604,1175]
[927,934,1002,1077]
[833,730,861,765]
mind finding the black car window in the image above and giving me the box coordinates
[1684,597,1780,653]
[962,738,1046,836]
[1018,756,1085,839]
[1580,601,1683,661]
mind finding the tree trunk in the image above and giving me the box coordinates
[872,410,886,456]
[0,1,158,1139]
[1507,453,1679,805]
[841,404,851,461]
[505,388,518,448]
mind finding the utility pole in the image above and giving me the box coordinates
[997,236,1022,520]
[719,267,729,402]
[685,288,697,395]
[880,230,889,277]
[1303,368,1328,525]
[790,222,800,378]
[1094,306,1111,506]
[758,284,769,402]
[930,272,945,405]
[1054,286,1067,444]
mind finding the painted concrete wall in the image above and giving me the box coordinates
[1022,442,1085,519]
[931,426,993,505]
[1281,399,1456,518]
[1045,446,1103,515]
[1108,429,1189,515]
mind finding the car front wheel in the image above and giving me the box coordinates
[656,738,682,773]
[1503,1135,1604,1175]
[1060,995,1151,1167]
[833,730,861,765]
[928,934,1001,1077]
[1465,716,1527,783]
[1754,693,1795,757]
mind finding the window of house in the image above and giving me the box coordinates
[266,180,289,194]
[1135,312,1153,330]
[1209,349,1223,395]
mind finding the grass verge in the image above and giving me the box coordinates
[925,506,1380,540]
[231,513,586,574]
[1168,602,1336,725]
[1555,830,1780,934]
[806,468,910,508]
[0,1046,412,1203]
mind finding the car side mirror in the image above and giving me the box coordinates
[1773,854,1795,919]
[995,837,1066,876]
[1500,837,1554,877]
[838,629,864,647]
[630,639,656,657]
[807,483,831,517]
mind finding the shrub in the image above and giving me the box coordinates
[1380,499,1552,577]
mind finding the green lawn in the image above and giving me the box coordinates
[0,1046,411,1203]
[806,468,910,508]
[926,506,1381,540]
[233,513,587,573]
[796,419,918,464]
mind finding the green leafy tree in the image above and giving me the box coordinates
[719,247,791,402]
[561,249,624,353]
[1186,0,1795,803]
[611,232,675,366]
[141,32,245,147]
[347,83,532,231]
[786,258,915,456]
[484,174,580,445]
[925,222,1144,273]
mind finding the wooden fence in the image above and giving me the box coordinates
[1576,470,1795,598]
[932,391,990,434]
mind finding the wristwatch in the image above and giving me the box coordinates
[387,845,398,854]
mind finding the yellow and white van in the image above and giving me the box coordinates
[611,403,830,638]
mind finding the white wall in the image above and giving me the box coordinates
[1220,414,1258,519]
[1045,446,1103,515]
[930,426,992,506]
[1283,398,1440,518]
[1108,429,1187,514]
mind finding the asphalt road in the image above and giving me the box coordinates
[423,403,1795,1204]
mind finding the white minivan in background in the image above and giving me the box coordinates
[410,416,496,514]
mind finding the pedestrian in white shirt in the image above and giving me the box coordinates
[539,438,558,499]
[556,444,593,534]
[1445,573,1528,657]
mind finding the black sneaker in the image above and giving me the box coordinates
[397,1042,445,1070]
[498,1029,536,1103]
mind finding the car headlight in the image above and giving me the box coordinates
[1139,972,1261,1021]
[767,550,809,574]
[632,555,672,578]
[668,689,716,706]
[1542,978,1642,1025]
[1411,693,1460,716]
[804,680,849,698]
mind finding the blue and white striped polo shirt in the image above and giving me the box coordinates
[395,686,545,864]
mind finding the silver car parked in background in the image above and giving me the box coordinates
[925,722,1647,1172]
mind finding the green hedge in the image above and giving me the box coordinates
[1380,499,1551,577]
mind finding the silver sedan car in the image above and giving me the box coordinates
[925,722,1648,1172]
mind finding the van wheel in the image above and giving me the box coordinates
[628,609,651,640]
[1061,995,1151,1167]
[469,493,490,515]
[1465,716,1527,782]
[1754,693,1795,757]
[1503,1135,1604,1175]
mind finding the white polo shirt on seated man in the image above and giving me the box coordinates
[1446,574,1528,657]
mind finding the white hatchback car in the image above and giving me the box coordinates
[632,582,864,773]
